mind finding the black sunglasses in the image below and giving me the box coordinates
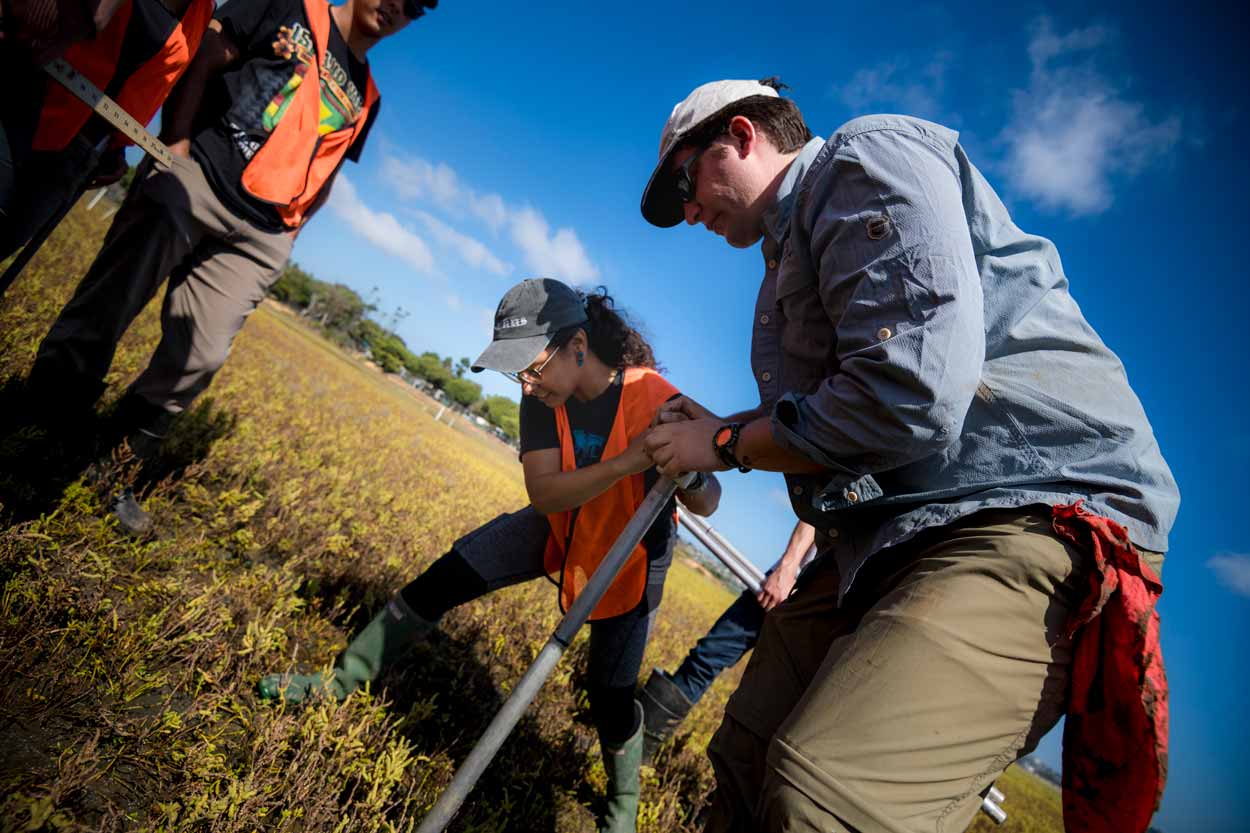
[674,144,710,203]
[403,0,437,19]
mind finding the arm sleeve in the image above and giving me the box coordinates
[214,0,282,56]
[771,127,985,478]
[519,395,559,456]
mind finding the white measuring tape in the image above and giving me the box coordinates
[43,57,175,168]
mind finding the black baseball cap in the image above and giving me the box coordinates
[472,278,589,374]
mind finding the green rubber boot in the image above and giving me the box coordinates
[257,595,435,704]
[598,702,644,833]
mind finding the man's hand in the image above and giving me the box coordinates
[653,395,720,426]
[756,562,798,610]
[166,138,192,158]
[644,417,727,478]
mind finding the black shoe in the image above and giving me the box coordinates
[110,487,152,536]
[638,669,694,764]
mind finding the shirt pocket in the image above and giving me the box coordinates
[775,242,839,381]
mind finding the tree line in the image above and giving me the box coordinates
[269,262,520,439]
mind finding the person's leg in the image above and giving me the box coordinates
[28,154,202,417]
[259,507,552,704]
[753,509,1115,833]
[0,50,45,231]
[671,588,765,703]
[702,556,851,833]
[119,160,292,444]
[638,587,765,762]
[588,601,659,833]
[0,136,98,263]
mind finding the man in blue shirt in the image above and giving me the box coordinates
[640,79,1178,833]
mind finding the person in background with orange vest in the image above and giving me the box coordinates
[1,0,132,216]
[257,279,722,833]
[22,0,437,533]
[0,0,213,263]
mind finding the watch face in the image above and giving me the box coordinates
[714,426,734,448]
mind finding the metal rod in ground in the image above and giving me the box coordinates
[676,508,764,594]
[414,474,691,833]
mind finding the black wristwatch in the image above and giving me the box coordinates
[713,423,751,473]
[680,471,710,494]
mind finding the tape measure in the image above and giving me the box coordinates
[43,58,175,168]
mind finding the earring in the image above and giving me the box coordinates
[576,351,584,367]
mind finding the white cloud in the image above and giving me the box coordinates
[412,210,511,276]
[999,17,1181,216]
[446,293,463,311]
[835,53,952,121]
[380,151,599,283]
[769,488,793,511]
[508,206,599,283]
[328,175,436,275]
[1208,553,1250,598]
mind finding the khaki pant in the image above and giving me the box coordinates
[704,508,1164,833]
[33,152,292,415]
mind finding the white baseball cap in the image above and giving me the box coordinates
[640,79,780,228]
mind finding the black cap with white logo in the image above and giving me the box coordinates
[472,278,589,373]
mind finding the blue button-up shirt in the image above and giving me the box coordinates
[751,116,1179,600]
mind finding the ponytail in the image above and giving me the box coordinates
[554,287,661,371]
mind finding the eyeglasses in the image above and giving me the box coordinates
[502,345,560,386]
[674,144,710,203]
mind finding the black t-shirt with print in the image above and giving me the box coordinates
[520,374,677,568]
[190,0,379,232]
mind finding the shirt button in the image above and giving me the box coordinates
[845,490,860,503]
[767,258,778,269]
[761,371,772,382]
[792,484,804,496]
[876,327,892,341]
[759,313,770,325]
[828,528,839,539]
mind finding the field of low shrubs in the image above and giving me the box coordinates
[0,199,1061,832]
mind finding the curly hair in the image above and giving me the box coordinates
[552,287,661,371]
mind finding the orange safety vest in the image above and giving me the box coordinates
[543,367,680,621]
[32,0,214,152]
[239,0,379,229]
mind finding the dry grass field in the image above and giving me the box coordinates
[0,198,1062,832]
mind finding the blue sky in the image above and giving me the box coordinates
[281,2,1250,829]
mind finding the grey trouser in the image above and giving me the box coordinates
[34,152,292,415]
[704,507,1165,833]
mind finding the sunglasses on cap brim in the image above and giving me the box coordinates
[403,0,437,18]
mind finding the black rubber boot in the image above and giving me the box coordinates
[637,668,694,764]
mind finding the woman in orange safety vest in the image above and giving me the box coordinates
[259,278,721,833]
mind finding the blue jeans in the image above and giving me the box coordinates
[670,588,764,704]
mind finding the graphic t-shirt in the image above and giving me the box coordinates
[191,0,378,231]
[520,374,677,569]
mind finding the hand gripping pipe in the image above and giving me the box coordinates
[414,473,694,833]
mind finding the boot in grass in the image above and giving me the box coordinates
[637,668,694,764]
[598,702,644,833]
[257,594,435,704]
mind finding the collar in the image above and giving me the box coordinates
[762,136,826,245]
